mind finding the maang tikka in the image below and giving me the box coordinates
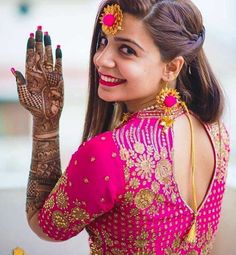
[99,3,124,35]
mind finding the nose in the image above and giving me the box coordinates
[94,46,116,69]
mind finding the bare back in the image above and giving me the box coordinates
[173,113,215,210]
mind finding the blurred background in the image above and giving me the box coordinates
[0,0,235,254]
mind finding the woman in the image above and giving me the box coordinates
[11,0,230,254]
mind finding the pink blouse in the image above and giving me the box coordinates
[38,110,230,255]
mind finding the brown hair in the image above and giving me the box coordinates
[81,0,224,142]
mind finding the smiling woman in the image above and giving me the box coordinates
[11,0,230,254]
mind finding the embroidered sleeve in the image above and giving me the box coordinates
[38,132,126,241]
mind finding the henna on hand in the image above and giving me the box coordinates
[26,136,62,219]
[14,26,64,133]
[12,26,64,220]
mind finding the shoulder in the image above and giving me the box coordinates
[67,130,126,194]
[71,131,122,171]
[206,120,230,147]
[206,120,230,164]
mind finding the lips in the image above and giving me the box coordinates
[99,73,126,87]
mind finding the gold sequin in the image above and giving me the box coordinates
[112,152,117,158]
[134,189,155,210]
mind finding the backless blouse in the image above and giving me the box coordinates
[38,109,230,255]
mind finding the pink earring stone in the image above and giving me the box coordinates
[164,95,177,108]
[103,14,116,27]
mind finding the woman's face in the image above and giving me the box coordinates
[93,13,166,112]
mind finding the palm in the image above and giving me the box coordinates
[15,29,64,123]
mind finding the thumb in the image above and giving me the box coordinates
[11,68,26,86]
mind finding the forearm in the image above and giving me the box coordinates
[26,119,62,221]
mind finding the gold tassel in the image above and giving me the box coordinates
[186,220,197,243]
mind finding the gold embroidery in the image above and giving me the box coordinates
[135,231,149,248]
[44,196,55,210]
[56,190,69,209]
[134,189,155,210]
[120,148,129,160]
[151,181,160,193]
[70,207,90,222]
[129,178,140,189]
[135,154,156,180]
[124,191,134,204]
[155,158,172,183]
[52,211,69,229]
[134,142,145,154]
[51,173,68,193]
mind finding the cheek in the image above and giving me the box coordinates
[93,52,98,67]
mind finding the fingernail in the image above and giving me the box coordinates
[10,67,16,75]
[30,33,34,38]
[57,45,61,49]
[37,25,42,31]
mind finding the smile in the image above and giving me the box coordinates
[99,74,126,87]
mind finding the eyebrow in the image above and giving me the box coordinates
[114,36,145,52]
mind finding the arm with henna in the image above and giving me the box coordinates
[12,26,64,241]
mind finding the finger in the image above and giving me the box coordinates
[11,68,42,110]
[35,25,44,66]
[26,33,35,69]
[43,31,53,71]
[54,45,62,75]
[11,69,26,86]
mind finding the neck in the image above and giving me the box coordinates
[125,98,157,113]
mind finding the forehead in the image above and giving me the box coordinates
[118,13,154,45]
[100,12,157,53]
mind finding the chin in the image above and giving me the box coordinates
[98,87,118,102]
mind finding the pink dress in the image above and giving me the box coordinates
[38,108,230,255]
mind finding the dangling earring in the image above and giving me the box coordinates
[156,81,198,244]
[156,81,181,129]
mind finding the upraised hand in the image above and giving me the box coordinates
[11,26,64,135]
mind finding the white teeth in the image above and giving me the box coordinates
[101,75,124,83]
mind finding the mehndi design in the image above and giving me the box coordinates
[12,26,64,219]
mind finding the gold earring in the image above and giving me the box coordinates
[156,81,181,129]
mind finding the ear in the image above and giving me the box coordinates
[162,56,185,81]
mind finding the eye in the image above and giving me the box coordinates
[120,45,136,56]
[97,36,107,49]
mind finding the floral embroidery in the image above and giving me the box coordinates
[155,158,172,183]
[134,189,155,209]
[135,154,156,180]
[134,142,145,154]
